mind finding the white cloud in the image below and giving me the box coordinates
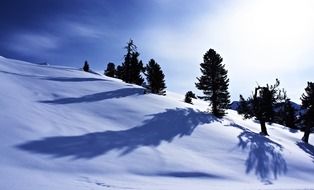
[62,21,104,38]
[8,33,59,56]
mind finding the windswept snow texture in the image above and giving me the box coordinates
[0,56,313,190]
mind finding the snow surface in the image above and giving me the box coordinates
[0,56,314,190]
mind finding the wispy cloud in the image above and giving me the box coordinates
[8,33,59,56]
[62,21,104,39]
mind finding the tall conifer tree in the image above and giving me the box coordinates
[145,59,166,95]
[195,49,230,118]
[300,82,314,143]
[120,39,144,85]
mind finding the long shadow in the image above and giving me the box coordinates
[43,77,108,82]
[0,70,38,78]
[297,142,314,162]
[155,171,222,178]
[39,88,144,104]
[0,70,107,83]
[17,108,215,159]
[230,123,287,182]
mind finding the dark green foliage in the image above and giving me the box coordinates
[115,65,123,79]
[104,62,115,77]
[275,99,297,129]
[145,59,166,95]
[195,49,230,118]
[184,91,197,104]
[83,60,89,72]
[120,39,144,85]
[300,82,314,143]
[237,95,252,119]
[283,99,297,129]
[238,79,286,136]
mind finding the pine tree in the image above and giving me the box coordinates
[237,95,252,119]
[195,49,230,118]
[276,99,297,129]
[104,62,115,77]
[283,99,297,129]
[184,91,196,104]
[120,39,144,85]
[115,65,123,79]
[83,60,89,72]
[300,82,314,143]
[238,79,286,136]
[145,59,166,95]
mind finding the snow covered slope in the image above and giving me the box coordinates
[0,56,313,190]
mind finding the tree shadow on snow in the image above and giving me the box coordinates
[297,142,314,163]
[43,76,108,82]
[229,123,287,183]
[17,108,215,159]
[0,70,108,82]
[39,88,144,104]
[155,171,223,179]
[0,70,39,78]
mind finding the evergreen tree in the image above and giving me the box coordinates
[104,62,115,77]
[184,91,196,104]
[300,82,314,143]
[115,65,123,79]
[276,99,297,129]
[83,60,89,72]
[238,79,286,136]
[195,49,230,118]
[145,59,166,95]
[237,95,252,119]
[284,99,297,129]
[120,39,144,85]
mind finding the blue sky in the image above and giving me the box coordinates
[1,0,313,103]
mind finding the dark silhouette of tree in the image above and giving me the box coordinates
[195,49,230,118]
[300,82,314,143]
[184,91,196,104]
[238,79,286,136]
[237,95,252,119]
[115,65,123,79]
[283,99,297,129]
[145,59,166,95]
[120,39,144,85]
[83,60,89,72]
[275,99,297,129]
[104,62,115,77]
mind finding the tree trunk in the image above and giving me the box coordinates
[260,120,269,136]
[302,126,310,143]
[212,102,218,117]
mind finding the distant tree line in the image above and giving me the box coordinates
[82,40,314,145]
